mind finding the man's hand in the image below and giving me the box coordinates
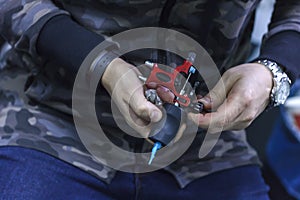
[189,63,273,133]
[101,58,163,137]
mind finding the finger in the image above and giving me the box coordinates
[173,123,186,143]
[197,96,213,111]
[128,106,152,138]
[196,94,203,99]
[212,80,265,130]
[115,97,152,138]
[129,87,162,123]
[199,71,239,111]
[146,82,175,103]
[229,103,262,130]
[189,86,246,133]
[128,106,151,126]
[146,82,159,88]
[156,86,175,103]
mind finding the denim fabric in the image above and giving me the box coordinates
[0,146,269,200]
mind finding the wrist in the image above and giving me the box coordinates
[254,59,291,108]
[101,57,124,89]
[86,50,120,90]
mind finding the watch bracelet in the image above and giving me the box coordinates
[255,59,291,108]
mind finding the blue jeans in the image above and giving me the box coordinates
[0,146,269,200]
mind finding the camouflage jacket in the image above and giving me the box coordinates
[0,0,300,188]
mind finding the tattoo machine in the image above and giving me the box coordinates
[138,52,203,165]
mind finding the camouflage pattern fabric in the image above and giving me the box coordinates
[0,0,299,188]
[0,47,116,183]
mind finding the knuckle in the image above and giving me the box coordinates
[136,105,148,115]
[244,89,256,100]
[242,117,252,124]
[241,92,254,107]
[242,92,251,101]
[224,67,239,77]
[238,121,252,129]
[224,68,234,75]
[215,117,228,130]
[242,112,256,124]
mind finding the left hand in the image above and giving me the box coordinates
[189,63,273,133]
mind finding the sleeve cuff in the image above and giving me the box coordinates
[37,15,105,74]
[256,31,300,83]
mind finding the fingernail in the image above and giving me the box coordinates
[200,97,211,104]
[146,82,156,88]
[150,110,161,122]
[158,86,169,93]
[197,95,203,99]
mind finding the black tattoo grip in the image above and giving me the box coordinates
[149,103,182,146]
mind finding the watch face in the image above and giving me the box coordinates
[276,78,290,105]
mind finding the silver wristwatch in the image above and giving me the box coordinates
[256,59,291,107]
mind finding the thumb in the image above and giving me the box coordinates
[147,101,163,122]
[130,89,162,122]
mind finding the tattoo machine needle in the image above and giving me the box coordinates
[148,142,162,165]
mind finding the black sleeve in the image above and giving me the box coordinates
[37,14,105,74]
[256,30,300,83]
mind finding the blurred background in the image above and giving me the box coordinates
[247,0,298,199]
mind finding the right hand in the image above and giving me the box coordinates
[101,58,163,138]
[146,82,187,143]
